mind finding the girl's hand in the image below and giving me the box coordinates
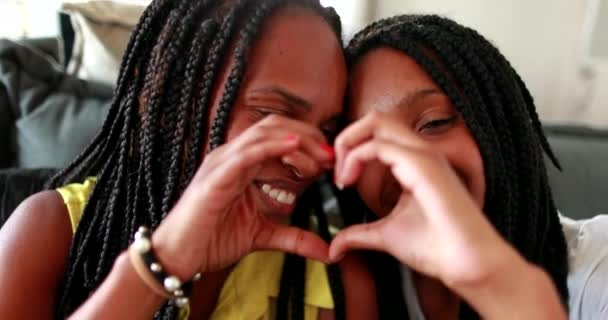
[331,112,512,283]
[330,112,566,319]
[153,115,334,278]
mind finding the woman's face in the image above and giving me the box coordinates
[206,7,347,218]
[348,47,485,217]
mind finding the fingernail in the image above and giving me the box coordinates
[321,143,335,157]
[333,172,343,190]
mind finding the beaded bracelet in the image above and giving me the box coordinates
[129,226,202,309]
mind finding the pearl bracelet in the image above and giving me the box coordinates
[129,226,202,308]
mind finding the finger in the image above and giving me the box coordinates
[294,134,335,164]
[205,137,301,189]
[226,118,334,164]
[257,114,327,144]
[334,112,428,180]
[340,139,476,225]
[337,140,388,187]
[328,220,387,262]
[334,113,377,178]
[339,139,436,190]
[281,151,325,179]
[254,222,330,263]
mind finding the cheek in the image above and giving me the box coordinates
[444,136,486,208]
[219,102,254,143]
[469,147,486,208]
[355,162,390,217]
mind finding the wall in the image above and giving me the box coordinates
[368,0,607,126]
[0,0,62,39]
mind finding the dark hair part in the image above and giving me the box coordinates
[341,14,569,319]
[47,0,345,318]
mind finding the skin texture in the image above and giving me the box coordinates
[0,7,377,320]
[329,47,566,319]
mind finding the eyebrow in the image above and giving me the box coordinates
[249,86,312,113]
[396,88,444,110]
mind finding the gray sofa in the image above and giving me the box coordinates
[546,126,608,218]
[0,38,607,229]
[0,38,112,169]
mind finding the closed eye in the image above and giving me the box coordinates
[252,106,291,119]
[419,115,459,135]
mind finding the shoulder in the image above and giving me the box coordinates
[0,190,72,284]
[560,214,608,319]
[0,190,73,317]
[0,189,73,267]
[7,190,72,236]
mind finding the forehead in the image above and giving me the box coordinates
[349,47,441,116]
[240,7,347,116]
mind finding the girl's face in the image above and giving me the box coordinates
[348,47,486,217]
[205,7,347,218]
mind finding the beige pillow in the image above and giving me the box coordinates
[62,0,146,85]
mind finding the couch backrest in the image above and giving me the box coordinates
[546,126,608,219]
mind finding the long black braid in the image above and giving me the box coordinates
[340,14,569,319]
[47,1,346,318]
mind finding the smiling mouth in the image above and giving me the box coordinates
[259,183,297,206]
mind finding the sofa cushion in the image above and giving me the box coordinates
[546,126,608,219]
[0,39,112,169]
[0,168,57,229]
[61,0,145,85]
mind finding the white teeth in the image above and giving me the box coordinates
[277,191,288,203]
[260,184,296,205]
[286,193,296,204]
[269,189,279,199]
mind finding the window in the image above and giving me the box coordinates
[0,0,61,39]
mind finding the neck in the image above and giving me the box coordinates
[413,272,461,320]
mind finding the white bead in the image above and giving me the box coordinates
[133,238,151,253]
[164,276,181,292]
[174,297,189,307]
[150,263,162,273]
[138,226,149,234]
[193,272,202,282]
[173,289,184,297]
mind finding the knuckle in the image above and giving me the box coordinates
[263,114,283,125]
[334,134,346,148]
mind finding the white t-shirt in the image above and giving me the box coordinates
[401,214,608,320]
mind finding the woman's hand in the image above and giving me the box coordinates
[330,112,566,319]
[331,112,514,283]
[152,115,334,279]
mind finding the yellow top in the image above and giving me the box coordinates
[56,178,334,319]
[56,176,97,233]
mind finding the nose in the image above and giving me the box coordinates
[281,151,327,180]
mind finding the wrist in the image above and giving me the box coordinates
[453,252,566,320]
[151,223,202,281]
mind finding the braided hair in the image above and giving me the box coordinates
[47,0,346,318]
[339,14,569,319]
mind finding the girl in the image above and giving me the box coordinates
[331,14,606,319]
[0,0,376,319]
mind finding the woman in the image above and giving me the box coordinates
[0,0,377,319]
[330,15,606,319]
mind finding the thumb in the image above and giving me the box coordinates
[329,220,388,263]
[253,222,330,263]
